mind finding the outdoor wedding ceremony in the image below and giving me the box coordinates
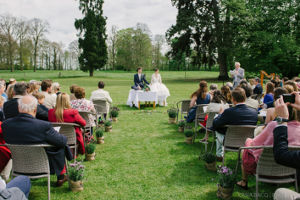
[0,0,299,200]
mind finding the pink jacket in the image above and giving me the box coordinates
[245,121,300,162]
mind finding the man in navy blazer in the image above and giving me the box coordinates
[253,78,263,95]
[2,95,72,187]
[212,87,258,160]
[131,67,149,90]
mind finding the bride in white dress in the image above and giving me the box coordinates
[150,69,170,106]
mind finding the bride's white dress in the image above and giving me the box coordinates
[150,74,170,106]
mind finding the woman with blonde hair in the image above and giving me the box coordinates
[48,93,86,154]
[6,84,15,100]
[221,85,232,104]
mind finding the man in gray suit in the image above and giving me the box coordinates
[231,62,245,88]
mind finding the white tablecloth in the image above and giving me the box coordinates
[127,89,158,108]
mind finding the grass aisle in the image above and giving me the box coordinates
[4,70,289,199]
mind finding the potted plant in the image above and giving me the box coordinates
[167,108,178,124]
[184,129,194,144]
[104,120,112,132]
[201,152,217,171]
[178,120,185,133]
[68,162,84,192]
[95,128,104,144]
[110,107,119,122]
[85,143,96,161]
[217,166,236,200]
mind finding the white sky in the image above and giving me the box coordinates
[0,0,177,48]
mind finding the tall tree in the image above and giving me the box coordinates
[75,0,108,77]
[30,18,49,72]
[152,34,165,69]
[16,19,29,71]
[108,25,118,70]
[0,14,17,72]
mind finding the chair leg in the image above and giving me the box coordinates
[295,173,299,192]
[256,174,259,200]
[48,174,51,200]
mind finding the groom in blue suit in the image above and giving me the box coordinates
[131,67,149,90]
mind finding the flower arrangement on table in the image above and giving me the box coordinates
[143,85,150,92]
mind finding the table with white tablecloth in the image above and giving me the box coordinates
[127,89,158,109]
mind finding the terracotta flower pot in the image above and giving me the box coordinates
[169,117,176,124]
[97,137,105,144]
[178,127,184,133]
[105,126,112,132]
[185,136,193,144]
[217,185,234,200]
[205,162,217,171]
[69,180,83,192]
[85,152,95,161]
[112,117,118,122]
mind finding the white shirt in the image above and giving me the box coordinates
[41,91,56,109]
[90,89,112,104]
[138,73,142,81]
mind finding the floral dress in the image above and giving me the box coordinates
[70,98,96,127]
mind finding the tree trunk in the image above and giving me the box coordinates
[89,69,94,77]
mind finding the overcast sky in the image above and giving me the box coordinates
[0,0,177,48]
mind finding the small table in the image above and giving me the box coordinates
[127,89,158,109]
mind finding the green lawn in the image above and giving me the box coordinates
[0,70,295,200]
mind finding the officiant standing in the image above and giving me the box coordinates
[131,67,149,90]
[231,62,245,88]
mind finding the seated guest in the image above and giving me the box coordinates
[212,88,258,161]
[0,97,5,122]
[0,80,7,101]
[265,87,288,124]
[0,121,11,181]
[69,84,78,101]
[71,87,96,127]
[240,84,259,110]
[2,95,72,187]
[236,99,300,189]
[8,78,16,86]
[90,81,113,117]
[221,85,232,104]
[225,82,233,91]
[284,84,294,94]
[52,82,61,96]
[284,80,298,92]
[48,93,86,154]
[200,90,229,142]
[27,82,39,95]
[0,175,31,199]
[32,92,48,121]
[6,84,14,101]
[186,81,211,123]
[249,79,256,90]
[272,94,300,200]
[0,83,6,102]
[253,78,263,95]
[209,84,218,97]
[3,83,27,119]
[41,80,56,109]
[263,82,274,108]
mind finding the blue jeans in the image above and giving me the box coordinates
[6,176,31,198]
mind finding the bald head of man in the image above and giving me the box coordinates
[18,95,38,117]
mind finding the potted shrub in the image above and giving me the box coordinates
[178,120,185,133]
[184,129,194,144]
[104,120,112,132]
[110,107,119,122]
[167,108,178,124]
[68,162,84,192]
[217,166,236,200]
[95,128,104,144]
[201,152,217,171]
[85,143,96,161]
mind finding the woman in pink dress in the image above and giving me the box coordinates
[236,107,300,189]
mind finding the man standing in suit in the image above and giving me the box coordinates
[131,67,149,90]
[212,87,258,161]
[231,62,245,88]
[253,77,263,95]
[2,95,72,187]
